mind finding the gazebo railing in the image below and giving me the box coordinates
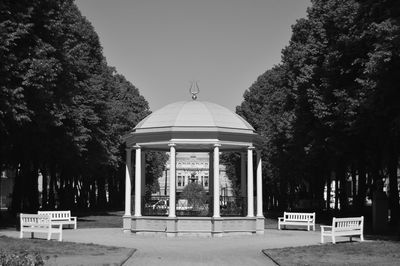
[176,195,211,217]
[141,195,247,217]
[220,196,247,217]
[141,195,211,217]
[142,196,169,216]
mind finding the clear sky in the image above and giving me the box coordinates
[75,0,310,112]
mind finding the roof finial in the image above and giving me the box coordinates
[189,81,200,100]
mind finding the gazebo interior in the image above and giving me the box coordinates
[123,98,265,237]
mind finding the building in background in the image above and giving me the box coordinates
[157,152,233,197]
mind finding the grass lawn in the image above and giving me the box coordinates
[0,211,132,265]
[75,210,123,228]
[0,235,135,265]
[263,241,400,266]
[0,210,124,229]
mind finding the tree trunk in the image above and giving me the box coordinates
[41,164,48,209]
[89,178,97,209]
[279,178,288,211]
[18,160,39,212]
[289,183,295,210]
[370,159,380,193]
[11,163,23,214]
[81,176,91,210]
[76,177,88,210]
[326,174,331,211]
[337,159,348,212]
[351,164,357,207]
[107,174,115,208]
[97,173,107,209]
[357,159,367,209]
[334,175,339,211]
[63,177,74,210]
[316,169,326,210]
[27,161,39,212]
[388,150,399,224]
[48,164,56,209]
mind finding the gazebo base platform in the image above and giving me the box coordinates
[124,216,265,237]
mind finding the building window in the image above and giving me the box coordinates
[178,176,182,187]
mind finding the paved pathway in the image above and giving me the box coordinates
[1,228,322,265]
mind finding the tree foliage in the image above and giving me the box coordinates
[180,182,207,207]
[0,0,165,213]
[238,0,400,222]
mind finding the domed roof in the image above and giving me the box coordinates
[135,101,254,131]
[125,100,260,151]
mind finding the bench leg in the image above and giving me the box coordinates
[360,234,364,241]
[31,232,34,239]
[59,228,62,242]
[321,234,324,243]
[20,230,23,239]
[47,231,51,240]
[74,222,77,230]
[350,236,353,242]
[332,235,336,244]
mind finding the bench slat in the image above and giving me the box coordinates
[321,216,364,244]
[278,212,316,231]
[20,213,62,241]
[38,211,77,229]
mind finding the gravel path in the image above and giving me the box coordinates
[1,228,322,265]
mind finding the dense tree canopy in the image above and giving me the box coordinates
[0,0,166,213]
[238,0,400,223]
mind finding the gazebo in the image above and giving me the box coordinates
[123,93,264,237]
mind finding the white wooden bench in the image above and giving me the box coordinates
[321,216,364,244]
[278,212,316,231]
[38,210,77,229]
[20,213,62,241]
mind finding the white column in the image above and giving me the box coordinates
[256,150,263,217]
[169,144,176,217]
[209,152,214,196]
[213,144,221,217]
[124,148,132,216]
[134,145,142,217]
[247,146,254,217]
[241,152,247,197]
[141,151,146,196]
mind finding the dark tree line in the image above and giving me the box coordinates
[0,0,165,214]
[236,0,400,223]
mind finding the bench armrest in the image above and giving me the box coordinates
[320,225,332,232]
[278,217,284,221]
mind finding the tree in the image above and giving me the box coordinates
[181,182,207,208]
[237,65,297,210]
[0,0,154,213]
[220,152,241,196]
[238,0,400,220]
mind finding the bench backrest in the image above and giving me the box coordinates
[38,211,71,220]
[332,216,363,231]
[284,212,315,222]
[21,213,51,225]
